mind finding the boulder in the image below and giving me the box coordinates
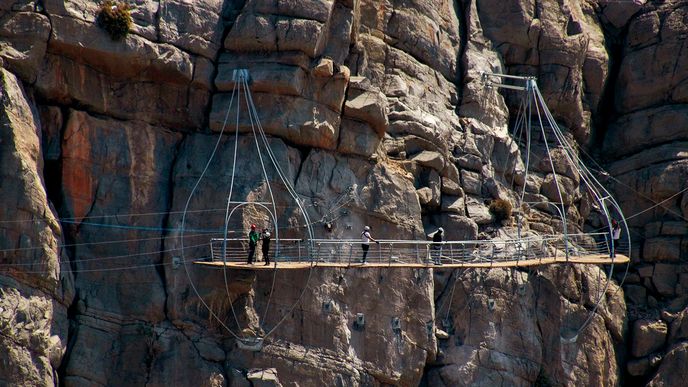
[412,151,445,172]
[158,0,226,59]
[343,83,388,136]
[540,174,576,206]
[624,285,647,306]
[652,264,678,297]
[0,11,51,82]
[632,319,667,358]
[643,237,682,262]
[337,119,381,157]
[247,368,282,387]
[441,195,465,215]
[461,170,482,195]
[647,342,688,387]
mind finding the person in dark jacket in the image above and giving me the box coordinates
[261,228,271,266]
[431,227,444,265]
[247,224,259,264]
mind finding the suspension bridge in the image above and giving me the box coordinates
[177,69,631,349]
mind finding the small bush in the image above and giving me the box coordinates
[489,199,512,222]
[97,1,132,41]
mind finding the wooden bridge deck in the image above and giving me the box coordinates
[194,254,629,270]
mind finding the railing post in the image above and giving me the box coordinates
[347,242,353,267]
[378,242,383,264]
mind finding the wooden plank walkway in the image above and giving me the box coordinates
[194,254,629,270]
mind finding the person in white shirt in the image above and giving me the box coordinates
[611,220,621,258]
[360,225,379,264]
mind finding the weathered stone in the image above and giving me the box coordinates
[441,195,465,215]
[312,57,334,77]
[626,357,651,377]
[247,368,282,387]
[337,119,380,157]
[456,153,483,171]
[648,342,688,387]
[465,197,492,225]
[625,285,647,306]
[412,151,445,172]
[461,170,482,195]
[343,84,388,136]
[59,109,180,319]
[653,264,678,297]
[0,68,61,289]
[540,174,576,206]
[417,187,434,207]
[216,63,307,96]
[643,237,682,262]
[158,0,225,59]
[35,54,208,128]
[0,11,50,82]
[209,92,340,150]
[632,319,667,358]
[638,265,654,278]
[669,309,688,342]
[441,177,463,196]
[439,214,479,241]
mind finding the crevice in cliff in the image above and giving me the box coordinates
[56,293,81,387]
[197,0,246,133]
[588,16,629,160]
[455,0,469,109]
[157,136,184,321]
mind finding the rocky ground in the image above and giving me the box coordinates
[0,0,687,386]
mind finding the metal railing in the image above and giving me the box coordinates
[209,232,624,266]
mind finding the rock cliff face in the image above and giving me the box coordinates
[0,0,686,386]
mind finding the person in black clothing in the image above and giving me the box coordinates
[432,227,444,265]
[247,224,259,264]
[261,228,271,266]
[360,225,379,264]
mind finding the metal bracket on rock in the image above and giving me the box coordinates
[237,337,264,352]
[232,69,250,82]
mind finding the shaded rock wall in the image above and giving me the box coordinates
[0,0,686,386]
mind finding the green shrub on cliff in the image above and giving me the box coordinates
[96,1,132,41]
[489,198,512,222]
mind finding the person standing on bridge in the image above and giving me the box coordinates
[247,224,259,264]
[361,225,379,264]
[431,227,444,265]
[611,220,621,258]
[261,228,271,266]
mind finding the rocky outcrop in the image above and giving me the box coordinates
[426,264,625,386]
[0,67,68,386]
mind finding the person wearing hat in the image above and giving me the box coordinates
[360,225,379,264]
[431,227,444,265]
[247,224,259,264]
[261,228,271,266]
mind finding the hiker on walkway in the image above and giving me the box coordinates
[261,228,271,266]
[360,226,379,264]
[431,227,444,265]
[611,220,621,258]
[247,224,259,264]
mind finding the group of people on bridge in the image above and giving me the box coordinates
[244,224,450,265]
[246,224,271,265]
